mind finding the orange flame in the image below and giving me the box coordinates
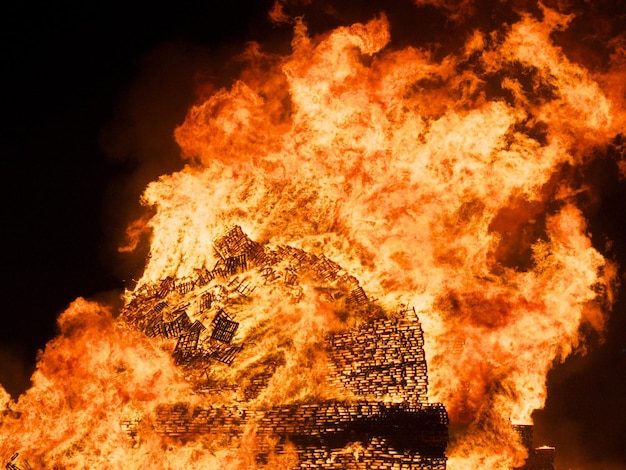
[138,9,620,467]
[2,2,624,469]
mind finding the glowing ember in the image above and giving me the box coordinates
[1,1,624,469]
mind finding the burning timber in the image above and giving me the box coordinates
[119,226,449,468]
[513,425,556,470]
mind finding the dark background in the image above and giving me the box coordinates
[1,1,624,468]
[0,0,277,389]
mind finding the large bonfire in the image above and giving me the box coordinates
[1,1,625,469]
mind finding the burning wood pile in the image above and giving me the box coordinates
[119,226,449,468]
[513,425,556,470]
[328,306,429,406]
[3,2,622,466]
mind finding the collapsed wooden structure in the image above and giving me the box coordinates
[120,226,449,468]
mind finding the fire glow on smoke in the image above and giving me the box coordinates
[1,1,625,469]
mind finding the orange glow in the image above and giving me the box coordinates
[139,10,620,468]
[2,2,624,469]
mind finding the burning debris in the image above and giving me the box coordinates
[118,226,449,468]
[2,1,624,468]
[149,401,448,468]
[327,306,429,406]
[4,453,32,470]
[513,424,556,470]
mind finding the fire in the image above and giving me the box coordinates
[1,1,624,469]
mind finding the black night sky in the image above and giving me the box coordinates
[1,1,625,468]
[1,0,276,387]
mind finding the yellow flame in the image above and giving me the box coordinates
[2,3,623,468]
[137,11,618,467]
